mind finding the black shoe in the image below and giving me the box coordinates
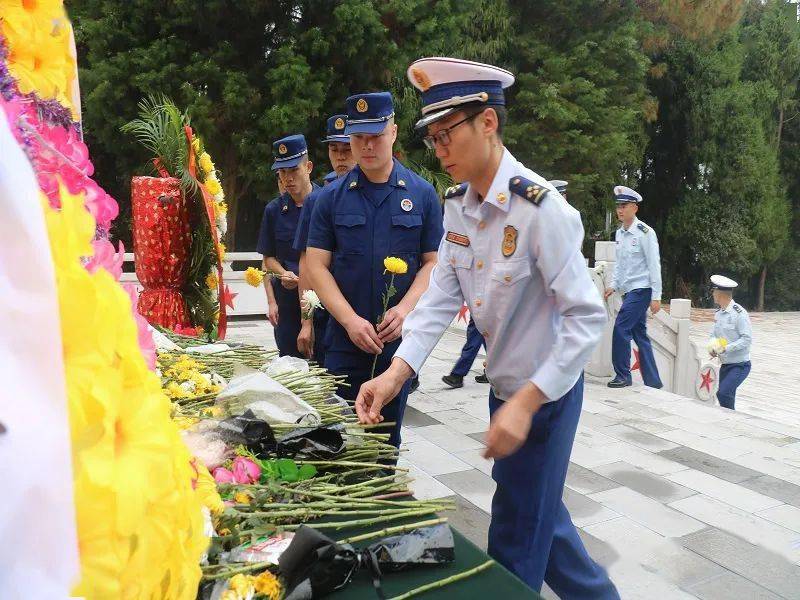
[442,374,464,389]
[475,372,489,384]
[607,378,632,388]
[409,377,420,393]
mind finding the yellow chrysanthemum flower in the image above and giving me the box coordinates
[45,185,208,599]
[218,242,226,262]
[228,574,255,596]
[244,266,266,287]
[199,152,214,174]
[383,256,408,274]
[253,570,282,599]
[233,491,252,505]
[206,176,222,196]
[217,201,228,215]
[206,272,219,290]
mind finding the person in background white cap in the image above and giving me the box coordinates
[549,179,568,201]
[354,57,617,598]
[709,274,752,410]
[604,185,663,389]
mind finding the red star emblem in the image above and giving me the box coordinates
[457,303,470,323]
[631,348,640,371]
[222,284,238,310]
[700,368,714,392]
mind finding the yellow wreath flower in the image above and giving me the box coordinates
[45,185,207,599]
[206,176,222,196]
[206,272,219,290]
[199,152,215,174]
[383,256,408,274]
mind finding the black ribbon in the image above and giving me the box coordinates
[279,523,455,599]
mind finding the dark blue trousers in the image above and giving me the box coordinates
[611,288,662,387]
[272,281,303,358]
[451,318,486,377]
[717,361,751,410]
[324,350,410,449]
[311,310,328,366]
[487,375,618,597]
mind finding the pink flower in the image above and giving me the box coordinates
[212,467,236,484]
[231,456,261,484]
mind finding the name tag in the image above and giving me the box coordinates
[446,231,470,247]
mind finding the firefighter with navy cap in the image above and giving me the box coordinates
[709,274,752,410]
[293,114,357,364]
[353,57,618,598]
[257,134,317,357]
[305,92,443,450]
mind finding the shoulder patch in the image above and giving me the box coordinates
[444,183,468,200]
[509,176,547,206]
[637,223,649,234]
[733,304,742,313]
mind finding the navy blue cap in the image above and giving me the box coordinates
[344,92,394,135]
[323,114,350,143]
[272,134,308,171]
[406,57,515,129]
[323,170,338,184]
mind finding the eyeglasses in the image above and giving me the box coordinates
[422,113,479,150]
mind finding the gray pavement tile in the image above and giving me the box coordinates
[680,526,800,599]
[468,431,486,444]
[600,424,680,452]
[563,487,620,528]
[688,571,785,600]
[400,405,440,428]
[593,462,697,503]
[436,468,496,513]
[658,446,763,483]
[565,462,620,495]
[740,475,800,508]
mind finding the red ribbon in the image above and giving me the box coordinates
[184,125,228,339]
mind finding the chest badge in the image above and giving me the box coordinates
[282,204,288,213]
[502,225,518,257]
[401,198,413,212]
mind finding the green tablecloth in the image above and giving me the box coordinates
[328,519,540,599]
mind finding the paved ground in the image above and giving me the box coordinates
[227,314,800,599]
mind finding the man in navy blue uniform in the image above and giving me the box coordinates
[257,134,317,357]
[294,114,356,364]
[305,92,443,448]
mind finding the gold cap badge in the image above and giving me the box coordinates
[334,117,345,130]
[278,144,288,155]
[356,98,368,113]
[411,67,432,92]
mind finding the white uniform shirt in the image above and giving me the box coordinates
[395,149,606,402]
[611,217,662,300]
[712,301,752,364]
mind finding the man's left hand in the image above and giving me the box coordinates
[650,300,661,314]
[377,305,408,343]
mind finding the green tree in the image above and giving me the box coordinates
[741,0,800,309]
[503,0,653,244]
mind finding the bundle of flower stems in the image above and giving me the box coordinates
[157,330,459,587]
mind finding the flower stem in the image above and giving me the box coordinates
[387,560,496,599]
[337,517,448,544]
